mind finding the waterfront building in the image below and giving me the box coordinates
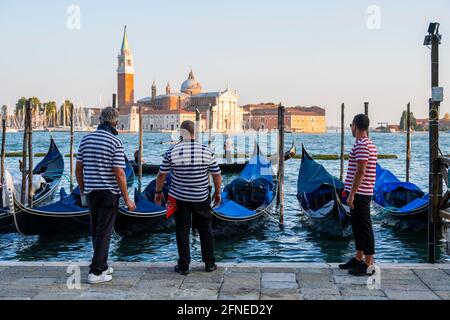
[115,26,243,132]
[243,105,326,133]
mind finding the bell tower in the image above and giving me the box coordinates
[117,26,134,111]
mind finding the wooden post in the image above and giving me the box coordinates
[70,103,75,192]
[21,101,29,204]
[364,102,369,137]
[428,25,442,263]
[26,99,33,207]
[1,119,6,183]
[340,103,345,181]
[208,104,213,148]
[233,135,238,164]
[277,104,285,227]
[62,100,66,127]
[406,102,411,183]
[138,105,143,194]
[195,108,200,141]
[112,94,117,109]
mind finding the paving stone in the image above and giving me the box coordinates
[227,267,260,274]
[78,291,127,300]
[301,294,342,300]
[383,290,440,300]
[174,288,219,300]
[32,292,81,300]
[299,280,336,289]
[260,267,296,273]
[260,289,301,300]
[442,269,450,276]
[181,281,222,291]
[261,273,296,282]
[300,287,340,296]
[342,296,389,300]
[219,291,260,300]
[412,269,450,291]
[0,287,40,298]
[339,286,386,297]
[333,275,374,285]
[435,291,450,300]
[261,281,298,290]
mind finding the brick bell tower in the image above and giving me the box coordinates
[117,26,134,112]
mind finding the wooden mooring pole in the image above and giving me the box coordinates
[27,99,33,208]
[277,104,285,227]
[406,102,411,183]
[138,105,143,194]
[340,103,345,181]
[70,103,74,192]
[21,101,29,204]
[1,119,6,184]
[195,108,200,142]
[364,102,369,137]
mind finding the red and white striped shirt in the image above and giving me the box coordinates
[344,137,377,196]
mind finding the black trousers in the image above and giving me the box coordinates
[350,194,375,255]
[174,198,215,268]
[87,190,119,275]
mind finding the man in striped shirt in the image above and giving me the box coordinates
[339,114,378,276]
[155,120,222,275]
[76,107,136,284]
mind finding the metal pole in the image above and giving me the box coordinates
[428,30,441,263]
[278,104,285,227]
[70,103,74,192]
[364,102,369,137]
[406,102,411,183]
[27,99,33,208]
[138,105,143,194]
[340,103,345,181]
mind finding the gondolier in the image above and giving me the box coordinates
[155,120,222,275]
[339,114,378,276]
[76,107,136,284]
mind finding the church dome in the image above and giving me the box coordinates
[181,69,202,95]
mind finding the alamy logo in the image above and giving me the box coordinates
[366,265,381,290]
[66,5,81,30]
[366,5,381,30]
[66,265,81,290]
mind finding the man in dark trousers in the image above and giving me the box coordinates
[339,114,378,276]
[155,120,222,275]
[76,106,136,284]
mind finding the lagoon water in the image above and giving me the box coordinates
[0,131,449,263]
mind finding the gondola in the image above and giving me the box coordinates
[297,146,351,237]
[114,175,174,237]
[1,138,64,233]
[373,164,428,231]
[211,146,278,237]
[130,142,296,175]
[0,171,15,232]
[12,159,135,235]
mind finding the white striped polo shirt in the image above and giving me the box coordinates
[159,140,221,202]
[344,136,377,196]
[76,129,126,195]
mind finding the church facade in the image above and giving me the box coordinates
[116,27,243,132]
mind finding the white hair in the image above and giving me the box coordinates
[99,107,119,125]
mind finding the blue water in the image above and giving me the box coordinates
[0,131,448,263]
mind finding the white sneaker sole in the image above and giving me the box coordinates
[88,277,112,284]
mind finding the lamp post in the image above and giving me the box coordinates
[424,22,443,263]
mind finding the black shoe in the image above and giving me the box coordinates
[338,257,360,270]
[174,265,189,275]
[205,263,217,272]
[348,261,375,277]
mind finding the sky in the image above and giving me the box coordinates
[0,0,449,127]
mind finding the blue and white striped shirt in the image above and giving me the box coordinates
[76,129,126,195]
[159,140,221,202]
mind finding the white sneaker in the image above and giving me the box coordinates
[102,267,114,275]
[88,273,112,284]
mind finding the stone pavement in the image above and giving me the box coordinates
[0,262,450,300]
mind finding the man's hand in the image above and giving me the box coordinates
[212,191,221,208]
[154,193,165,206]
[346,193,355,209]
[125,198,136,211]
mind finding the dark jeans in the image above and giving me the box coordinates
[350,194,375,256]
[87,190,119,275]
[174,198,215,268]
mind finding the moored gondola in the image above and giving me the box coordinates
[0,171,15,232]
[114,175,174,237]
[297,146,351,238]
[373,164,428,231]
[211,146,278,237]
[12,159,135,235]
[130,142,296,175]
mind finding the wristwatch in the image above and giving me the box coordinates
[155,191,163,194]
